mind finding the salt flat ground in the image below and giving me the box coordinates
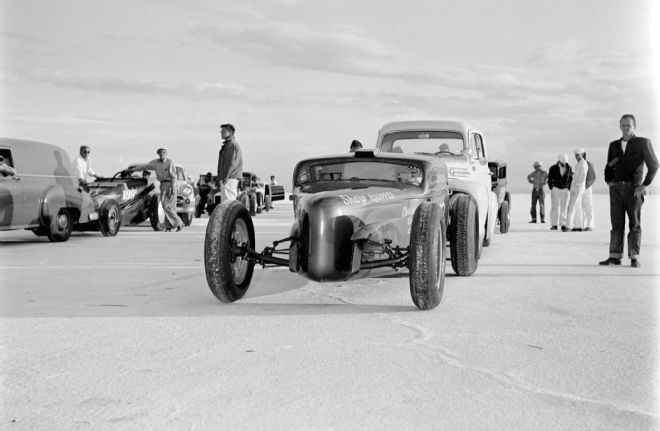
[1,194,658,430]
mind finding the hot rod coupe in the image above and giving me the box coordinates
[204,149,450,310]
[488,160,511,234]
[75,171,160,236]
[376,120,499,276]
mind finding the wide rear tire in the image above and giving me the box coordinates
[264,195,272,212]
[449,194,479,276]
[248,193,257,216]
[46,208,73,242]
[149,195,165,231]
[499,200,510,234]
[205,201,256,303]
[99,199,122,237]
[409,202,446,310]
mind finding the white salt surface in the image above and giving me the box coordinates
[1,194,658,430]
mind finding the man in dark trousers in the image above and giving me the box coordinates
[526,161,548,223]
[599,114,658,267]
[217,123,243,203]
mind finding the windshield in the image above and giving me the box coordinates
[380,131,465,156]
[176,166,186,181]
[296,160,424,192]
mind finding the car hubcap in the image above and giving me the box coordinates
[231,219,249,284]
[57,212,69,231]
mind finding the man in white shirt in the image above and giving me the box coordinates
[73,145,96,186]
[566,148,588,231]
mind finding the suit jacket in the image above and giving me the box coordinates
[605,136,658,186]
[548,163,572,190]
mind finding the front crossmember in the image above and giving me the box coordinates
[230,236,296,268]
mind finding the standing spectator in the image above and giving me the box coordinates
[269,175,278,186]
[0,155,17,177]
[526,161,548,223]
[349,140,363,152]
[125,148,184,232]
[217,123,243,203]
[581,152,596,231]
[566,148,588,232]
[72,145,96,186]
[547,154,573,231]
[599,114,658,267]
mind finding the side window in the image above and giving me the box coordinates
[468,134,479,159]
[0,149,15,167]
[474,134,485,159]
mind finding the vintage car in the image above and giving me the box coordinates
[204,149,450,310]
[199,172,286,216]
[488,160,511,233]
[0,138,96,242]
[175,166,195,226]
[76,170,161,236]
[376,120,498,276]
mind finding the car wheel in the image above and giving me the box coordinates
[239,194,248,208]
[149,195,165,231]
[248,193,257,216]
[99,199,122,237]
[409,202,446,310]
[46,208,73,242]
[499,200,510,234]
[204,200,256,303]
[264,195,271,212]
[449,194,479,276]
[180,212,193,226]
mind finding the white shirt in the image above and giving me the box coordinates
[73,156,96,182]
[571,159,588,191]
[621,139,628,153]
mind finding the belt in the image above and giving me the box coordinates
[160,179,171,183]
[611,180,632,186]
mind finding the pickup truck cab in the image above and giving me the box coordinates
[0,138,96,241]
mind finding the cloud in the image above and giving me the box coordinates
[24,68,249,100]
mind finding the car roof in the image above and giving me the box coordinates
[378,119,481,137]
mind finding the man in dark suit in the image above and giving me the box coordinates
[599,114,658,267]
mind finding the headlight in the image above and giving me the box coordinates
[182,186,193,196]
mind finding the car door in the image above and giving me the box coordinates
[0,148,26,228]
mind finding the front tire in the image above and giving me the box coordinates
[248,193,257,216]
[499,200,510,234]
[46,208,73,242]
[264,195,272,212]
[99,199,121,237]
[449,194,479,276]
[409,202,446,310]
[205,201,256,303]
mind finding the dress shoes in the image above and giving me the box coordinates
[631,259,641,268]
[598,257,621,266]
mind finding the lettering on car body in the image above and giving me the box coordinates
[339,192,395,206]
[122,186,145,202]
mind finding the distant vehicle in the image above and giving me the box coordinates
[0,138,96,242]
[376,120,498,276]
[204,149,450,310]
[175,166,195,226]
[76,171,160,236]
[488,160,511,233]
[198,172,286,216]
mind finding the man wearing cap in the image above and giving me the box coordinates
[581,152,596,231]
[566,148,588,232]
[125,147,184,232]
[599,114,658,267]
[547,154,573,231]
[526,161,548,223]
[217,123,243,202]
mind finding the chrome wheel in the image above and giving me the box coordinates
[231,218,250,284]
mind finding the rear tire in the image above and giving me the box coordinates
[499,200,510,234]
[149,195,165,231]
[449,194,479,276]
[264,195,272,212]
[99,199,121,237]
[409,202,446,310]
[248,193,257,216]
[205,201,256,302]
[46,208,73,242]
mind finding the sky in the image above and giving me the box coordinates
[1,0,658,192]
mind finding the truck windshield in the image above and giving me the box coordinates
[380,131,464,156]
[296,160,424,191]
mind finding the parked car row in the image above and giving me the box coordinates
[0,138,200,240]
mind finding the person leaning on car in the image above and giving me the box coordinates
[217,123,243,202]
[0,155,17,177]
[72,145,96,187]
[599,114,658,268]
[124,147,184,232]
